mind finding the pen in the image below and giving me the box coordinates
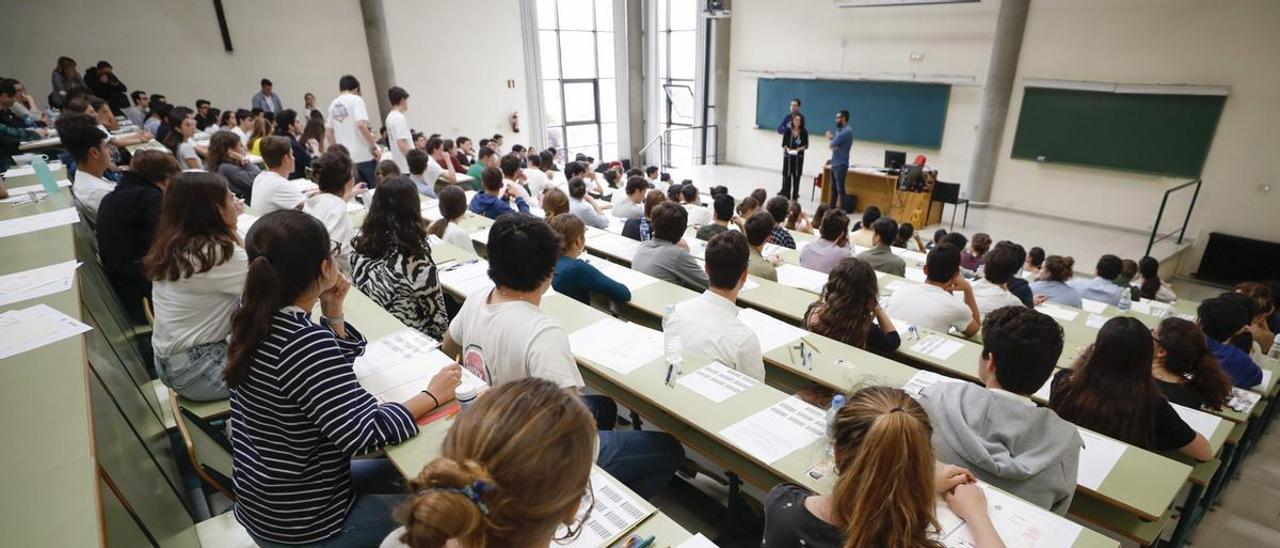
[633,536,656,548]
[445,258,479,272]
[664,362,676,387]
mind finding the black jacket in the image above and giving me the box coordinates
[96,171,163,321]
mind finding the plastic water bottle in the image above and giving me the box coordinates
[826,394,846,458]
[1269,334,1280,361]
[1117,291,1132,312]
[32,156,61,195]
[662,305,683,365]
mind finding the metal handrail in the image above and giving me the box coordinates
[637,135,666,170]
[636,124,721,169]
[1145,178,1202,257]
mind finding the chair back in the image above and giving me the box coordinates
[934,181,962,204]
[169,389,236,500]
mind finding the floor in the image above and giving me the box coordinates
[1185,427,1280,546]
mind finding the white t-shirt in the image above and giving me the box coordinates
[524,168,550,199]
[441,221,473,251]
[151,246,249,356]
[886,283,974,334]
[447,289,583,389]
[683,203,713,227]
[250,170,304,215]
[72,171,115,216]
[612,197,644,219]
[231,126,249,146]
[384,110,411,172]
[423,156,445,187]
[327,93,372,162]
[971,278,1026,318]
[673,292,766,381]
[304,192,354,251]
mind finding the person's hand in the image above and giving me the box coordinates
[1034,294,1049,306]
[233,198,246,215]
[945,276,972,293]
[319,273,351,318]
[139,131,154,142]
[824,130,833,139]
[427,363,463,402]
[345,183,368,200]
[33,127,49,138]
[769,254,783,266]
[307,138,320,152]
[934,464,975,495]
[945,483,989,523]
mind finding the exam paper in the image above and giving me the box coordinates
[0,260,79,306]
[469,229,490,245]
[719,396,827,464]
[935,482,1081,548]
[910,334,964,361]
[677,361,757,403]
[569,318,664,375]
[901,370,965,399]
[675,533,719,548]
[438,259,494,296]
[1253,369,1274,392]
[353,328,441,379]
[775,264,828,294]
[737,308,806,353]
[0,303,92,360]
[586,256,659,292]
[905,268,927,283]
[585,229,640,260]
[1129,300,1152,315]
[688,238,708,260]
[605,215,626,234]
[762,242,787,259]
[1084,314,1108,329]
[373,353,484,405]
[0,178,72,199]
[1076,430,1125,490]
[555,468,655,547]
[1171,403,1221,441]
[1035,305,1080,322]
[0,207,79,238]
[1080,299,1108,314]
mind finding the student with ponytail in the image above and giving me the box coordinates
[763,386,1004,548]
[227,210,462,546]
[1153,317,1232,410]
[1137,256,1177,303]
[381,378,596,548]
[426,185,473,251]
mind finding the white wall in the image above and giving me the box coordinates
[1,0,380,123]
[726,0,1280,274]
[380,0,530,143]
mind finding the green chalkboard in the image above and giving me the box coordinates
[755,78,950,149]
[1010,87,1226,178]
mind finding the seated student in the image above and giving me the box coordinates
[696,194,735,241]
[1198,296,1264,388]
[1137,256,1177,303]
[56,112,114,217]
[522,151,549,199]
[426,186,473,251]
[1068,254,1127,306]
[665,182,684,203]
[1051,317,1213,461]
[227,210,461,546]
[681,184,712,226]
[1031,255,1082,308]
[644,164,663,191]
[996,241,1035,307]
[549,215,631,305]
[750,188,769,210]
[887,243,981,337]
[144,171,247,401]
[1024,246,1046,281]
[970,243,1027,317]
[849,206,881,248]
[249,136,303,215]
[919,306,1080,515]
[246,117,272,157]
[567,176,609,229]
[764,386,1002,548]
[1235,282,1276,356]
[275,109,311,179]
[810,203,830,232]
[540,187,569,220]
[229,108,254,146]
[857,217,906,277]
[97,150,180,323]
[1220,291,1269,363]
[672,231,766,380]
[941,232,968,256]
[383,378,597,548]
[806,257,900,354]
[1153,317,1232,410]
[622,189,666,242]
[465,146,497,187]
[162,107,203,170]
[799,209,852,274]
[441,214,684,499]
[961,232,991,272]
[305,151,361,272]
[633,202,709,290]
[350,177,450,339]
[375,158,401,186]
[784,200,813,234]
[764,196,798,249]
[406,148,438,198]
[1116,258,1140,299]
[893,222,926,252]
[205,130,261,202]
[498,154,531,198]
[421,136,459,194]
[468,166,529,219]
[743,211,781,282]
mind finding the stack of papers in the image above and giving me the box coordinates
[719,396,827,464]
[0,260,79,306]
[586,256,659,292]
[568,318,665,375]
[0,207,79,238]
[353,328,441,379]
[0,303,92,359]
[1076,430,1125,490]
[901,370,965,399]
[372,353,485,405]
[438,259,494,296]
[1035,305,1080,322]
[737,308,807,353]
[677,361,758,403]
[910,335,964,360]
[775,264,828,294]
[934,482,1082,548]
[554,468,655,547]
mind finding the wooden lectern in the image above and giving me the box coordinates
[819,165,943,228]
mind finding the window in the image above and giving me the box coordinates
[658,0,698,168]
[536,0,618,163]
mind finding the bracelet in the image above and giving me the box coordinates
[323,314,344,324]
[421,390,440,408]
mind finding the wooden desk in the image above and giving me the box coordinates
[819,166,943,226]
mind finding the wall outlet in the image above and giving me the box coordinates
[910,51,924,62]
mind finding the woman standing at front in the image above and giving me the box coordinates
[780,113,808,201]
[226,210,461,547]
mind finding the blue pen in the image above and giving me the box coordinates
[664,362,677,387]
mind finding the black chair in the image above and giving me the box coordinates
[930,181,970,230]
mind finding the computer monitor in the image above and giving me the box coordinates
[884,150,907,171]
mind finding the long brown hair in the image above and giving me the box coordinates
[1156,318,1232,410]
[56,56,78,83]
[395,378,596,547]
[204,130,242,171]
[161,107,193,154]
[541,188,569,220]
[1051,317,1162,449]
[808,258,880,349]
[351,176,429,260]
[549,214,585,256]
[427,186,467,239]
[142,172,239,282]
[225,210,332,387]
[831,386,942,548]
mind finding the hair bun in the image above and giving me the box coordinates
[397,458,496,548]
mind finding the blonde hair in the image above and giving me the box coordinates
[541,188,569,220]
[831,386,942,548]
[395,378,596,547]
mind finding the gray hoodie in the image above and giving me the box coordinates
[918,382,1081,515]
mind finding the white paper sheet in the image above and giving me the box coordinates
[1171,403,1221,441]
[1080,299,1108,313]
[584,256,659,292]
[688,238,708,260]
[0,207,79,238]
[585,229,640,260]
[905,267,928,283]
[910,334,964,361]
[1252,369,1274,391]
[901,370,966,399]
[0,178,72,200]
[353,328,442,379]
[438,259,494,296]
[0,260,79,306]
[604,215,626,234]
[737,308,806,353]
[762,242,788,259]
[372,352,483,404]
[555,468,656,547]
[1032,378,1053,401]
[1076,430,1125,490]
[569,318,665,375]
[675,533,719,548]
[2,162,64,177]
[741,278,760,292]
[935,482,1082,548]
[719,396,827,464]
[1035,305,1080,322]
[775,264,828,294]
[677,361,757,403]
[1177,312,1196,322]
[1084,314,1108,329]
[0,303,93,359]
[1129,300,1152,315]
[469,229,490,245]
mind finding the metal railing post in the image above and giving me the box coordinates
[1177,179,1202,245]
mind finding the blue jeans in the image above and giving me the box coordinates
[249,458,406,548]
[355,160,376,188]
[830,163,853,212]
[155,341,230,402]
[585,395,686,500]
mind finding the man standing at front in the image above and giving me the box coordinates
[826,110,854,212]
[252,78,283,113]
[775,98,801,134]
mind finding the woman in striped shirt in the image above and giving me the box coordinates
[226,210,462,547]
